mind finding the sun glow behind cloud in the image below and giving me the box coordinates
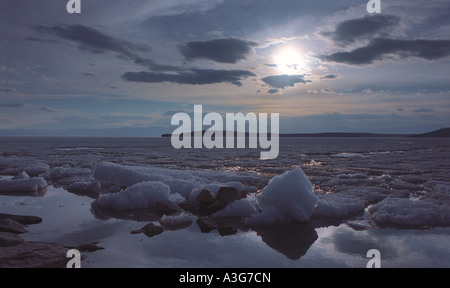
[273,48,309,75]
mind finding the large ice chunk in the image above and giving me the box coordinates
[96,182,170,210]
[0,177,47,196]
[256,168,318,223]
[213,196,260,219]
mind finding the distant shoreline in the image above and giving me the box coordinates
[162,128,450,138]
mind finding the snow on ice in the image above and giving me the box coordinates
[96,182,170,210]
[0,176,47,196]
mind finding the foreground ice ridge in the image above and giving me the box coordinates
[93,163,319,225]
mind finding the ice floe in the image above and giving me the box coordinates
[0,176,47,196]
[369,198,450,228]
[96,182,170,210]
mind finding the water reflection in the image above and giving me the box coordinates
[253,224,318,260]
[90,202,160,222]
[90,202,319,261]
[2,185,450,267]
[0,187,47,197]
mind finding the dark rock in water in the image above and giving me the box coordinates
[197,217,218,233]
[0,232,25,247]
[218,226,237,237]
[130,229,144,235]
[131,223,164,238]
[0,213,43,225]
[0,242,68,268]
[156,200,182,215]
[179,202,202,214]
[0,219,28,234]
[346,220,372,231]
[76,243,105,253]
[197,189,215,204]
[142,223,164,238]
[216,187,239,204]
[206,201,227,214]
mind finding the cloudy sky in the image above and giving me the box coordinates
[1,0,449,136]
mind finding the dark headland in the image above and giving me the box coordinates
[162,128,450,138]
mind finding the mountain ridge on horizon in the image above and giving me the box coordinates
[162,128,450,138]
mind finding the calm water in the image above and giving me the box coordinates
[1,137,449,268]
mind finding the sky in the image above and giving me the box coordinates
[0,0,449,136]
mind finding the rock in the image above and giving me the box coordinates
[0,242,68,268]
[76,243,105,253]
[206,201,227,214]
[218,226,237,237]
[197,217,218,233]
[0,213,42,225]
[131,223,164,238]
[13,171,30,180]
[197,189,215,204]
[156,200,182,215]
[0,232,25,247]
[178,202,202,214]
[346,220,372,231]
[216,187,239,204]
[0,219,28,234]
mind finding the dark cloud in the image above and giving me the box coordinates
[320,74,338,80]
[268,89,279,94]
[33,25,150,60]
[397,108,404,112]
[261,75,310,89]
[33,25,186,73]
[180,38,257,64]
[265,64,278,68]
[323,15,399,45]
[123,69,255,86]
[322,38,450,65]
[82,72,97,77]
[134,58,183,72]
[0,88,15,93]
[0,103,26,108]
[414,107,435,113]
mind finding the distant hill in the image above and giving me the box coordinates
[162,131,410,138]
[412,128,450,138]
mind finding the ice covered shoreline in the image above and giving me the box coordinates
[0,160,449,229]
[1,137,450,267]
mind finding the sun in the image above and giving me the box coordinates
[273,48,308,75]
